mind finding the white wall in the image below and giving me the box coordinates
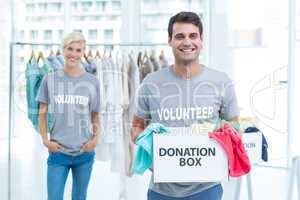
[208,0,235,78]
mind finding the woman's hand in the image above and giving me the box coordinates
[80,135,98,152]
[43,140,63,152]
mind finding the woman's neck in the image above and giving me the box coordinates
[63,65,85,77]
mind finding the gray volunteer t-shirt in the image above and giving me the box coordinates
[36,70,100,156]
[136,65,239,197]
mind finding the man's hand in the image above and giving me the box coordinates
[80,135,98,152]
[43,140,63,152]
[131,126,145,143]
[131,116,147,143]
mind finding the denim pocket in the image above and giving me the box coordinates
[82,151,95,158]
[47,152,69,165]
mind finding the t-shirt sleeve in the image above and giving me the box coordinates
[91,80,100,112]
[135,81,151,120]
[220,75,239,120]
[36,75,49,104]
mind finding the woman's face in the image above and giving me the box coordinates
[63,41,85,68]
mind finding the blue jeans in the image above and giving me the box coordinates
[47,151,95,200]
[147,184,223,200]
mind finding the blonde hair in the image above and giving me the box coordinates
[62,32,86,49]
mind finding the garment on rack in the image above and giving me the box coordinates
[244,127,268,162]
[159,51,169,68]
[150,50,160,72]
[120,53,135,175]
[131,123,169,174]
[128,53,140,120]
[56,55,64,66]
[25,60,42,130]
[110,52,128,173]
[96,56,116,145]
[25,60,52,132]
[94,54,130,175]
[139,53,154,81]
[209,124,251,177]
[83,57,98,75]
[121,53,130,109]
[46,55,63,71]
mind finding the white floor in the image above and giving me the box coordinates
[0,133,299,200]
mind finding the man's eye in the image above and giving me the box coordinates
[190,34,199,39]
[175,35,185,40]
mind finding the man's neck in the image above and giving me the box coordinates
[173,62,203,79]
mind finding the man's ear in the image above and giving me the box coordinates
[200,34,203,41]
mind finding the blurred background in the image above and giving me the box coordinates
[0,0,299,199]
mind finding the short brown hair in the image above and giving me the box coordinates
[168,11,203,38]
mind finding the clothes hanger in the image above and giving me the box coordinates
[109,48,112,59]
[95,50,101,59]
[29,50,36,63]
[130,49,134,56]
[49,50,54,56]
[103,48,107,59]
[38,51,52,72]
[159,50,165,59]
[137,51,143,67]
[37,51,45,65]
[150,49,156,58]
[83,53,90,64]
[56,49,61,56]
[142,50,149,62]
[87,49,93,59]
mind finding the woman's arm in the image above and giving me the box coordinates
[39,103,49,144]
[39,103,62,151]
[81,112,99,152]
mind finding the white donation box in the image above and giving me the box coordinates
[153,128,229,183]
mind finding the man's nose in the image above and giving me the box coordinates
[182,37,192,46]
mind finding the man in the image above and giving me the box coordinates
[132,11,239,200]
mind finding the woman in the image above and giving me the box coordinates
[37,32,100,200]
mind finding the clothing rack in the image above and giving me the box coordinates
[12,41,169,47]
[8,41,169,200]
